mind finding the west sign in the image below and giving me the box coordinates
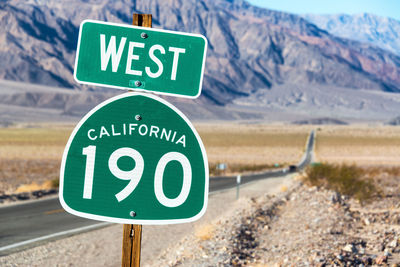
[74,20,208,98]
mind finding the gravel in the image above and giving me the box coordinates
[150,172,400,266]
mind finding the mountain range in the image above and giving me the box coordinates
[304,13,400,56]
[1,0,400,123]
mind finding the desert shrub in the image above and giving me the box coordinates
[305,163,379,203]
[51,178,59,188]
[363,166,400,177]
[230,163,279,173]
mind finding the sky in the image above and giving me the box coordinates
[247,0,400,21]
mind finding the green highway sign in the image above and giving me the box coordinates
[59,93,209,225]
[74,20,208,98]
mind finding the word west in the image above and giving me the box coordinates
[100,34,186,80]
[87,123,186,148]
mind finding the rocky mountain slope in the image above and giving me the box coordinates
[1,0,400,121]
[304,13,400,56]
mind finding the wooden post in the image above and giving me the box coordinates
[132,14,152,28]
[122,224,142,267]
[121,14,152,267]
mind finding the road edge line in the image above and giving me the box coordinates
[0,222,110,254]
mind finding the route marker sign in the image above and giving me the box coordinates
[59,93,209,225]
[74,20,208,98]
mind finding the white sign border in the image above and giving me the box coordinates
[59,92,209,225]
[73,19,208,99]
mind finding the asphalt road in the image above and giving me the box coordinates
[0,130,315,256]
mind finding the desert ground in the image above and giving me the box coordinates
[0,125,69,195]
[315,125,400,166]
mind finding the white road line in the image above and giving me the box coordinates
[0,222,110,253]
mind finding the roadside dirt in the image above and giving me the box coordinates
[150,170,400,266]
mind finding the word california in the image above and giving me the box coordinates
[87,123,186,148]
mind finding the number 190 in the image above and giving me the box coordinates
[82,146,192,208]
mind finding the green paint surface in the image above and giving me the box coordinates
[60,93,208,224]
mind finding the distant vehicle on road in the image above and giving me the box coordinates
[289,165,297,172]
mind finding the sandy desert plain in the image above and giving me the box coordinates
[1,122,400,195]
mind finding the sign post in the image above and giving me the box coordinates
[122,14,149,267]
[61,12,209,267]
[122,224,142,267]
